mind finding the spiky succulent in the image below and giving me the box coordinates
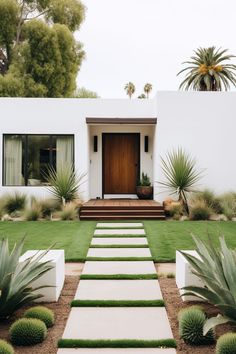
[216,333,236,354]
[0,339,14,354]
[180,236,236,334]
[178,47,236,91]
[24,306,55,328]
[0,237,53,319]
[178,307,215,345]
[10,318,47,346]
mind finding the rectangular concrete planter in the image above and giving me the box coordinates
[176,250,204,302]
[19,250,65,302]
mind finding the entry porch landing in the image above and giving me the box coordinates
[80,199,165,220]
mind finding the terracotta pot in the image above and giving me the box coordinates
[136,186,153,200]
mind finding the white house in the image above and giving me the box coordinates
[0,91,235,203]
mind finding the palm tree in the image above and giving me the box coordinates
[124,82,135,99]
[178,47,236,91]
[144,83,152,98]
[159,148,203,215]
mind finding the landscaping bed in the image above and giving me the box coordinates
[159,277,236,353]
[0,275,79,354]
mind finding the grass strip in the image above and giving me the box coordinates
[90,245,149,248]
[58,339,177,349]
[93,234,146,238]
[71,299,164,307]
[80,274,158,280]
[86,257,153,261]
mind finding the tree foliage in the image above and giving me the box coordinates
[124,82,135,99]
[73,87,99,98]
[0,0,85,97]
[178,47,236,91]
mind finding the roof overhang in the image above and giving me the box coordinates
[86,117,157,125]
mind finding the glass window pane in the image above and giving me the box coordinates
[4,135,25,186]
[27,135,50,186]
[56,135,74,170]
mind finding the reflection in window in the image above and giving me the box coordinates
[3,135,74,186]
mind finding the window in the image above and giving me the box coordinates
[3,135,74,186]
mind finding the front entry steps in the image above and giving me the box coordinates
[80,200,165,220]
[58,222,176,353]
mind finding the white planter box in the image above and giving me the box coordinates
[176,250,204,302]
[19,250,65,302]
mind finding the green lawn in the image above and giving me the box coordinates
[0,221,96,261]
[0,220,236,262]
[144,220,236,262]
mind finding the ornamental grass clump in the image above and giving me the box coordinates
[10,318,47,346]
[180,235,236,334]
[24,306,55,328]
[216,333,236,354]
[193,189,223,214]
[0,237,53,320]
[0,339,14,354]
[3,192,26,214]
[219,192,236,220]
[190,200,212,220]
[58,202,78,220]
[178,306,215,345]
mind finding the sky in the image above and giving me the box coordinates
[76,0,236,98]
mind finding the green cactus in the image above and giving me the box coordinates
[24,306,55,328]
[0,340,14,354]
[216,333,236,354]
[10,318,47,346]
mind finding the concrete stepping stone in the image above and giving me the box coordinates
[87,248,152,258]
[82,261,156,275]
[58,349,176,354]
[91,237,148,245]
[96,223,143,228]
[62,307,173,340]
[74,280,163,300]
[94,229,146,236]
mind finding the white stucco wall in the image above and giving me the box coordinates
[0,98,156,201]
[0,93,235,202]
[153,91,236,201]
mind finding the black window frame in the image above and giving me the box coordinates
[2,134,75,187]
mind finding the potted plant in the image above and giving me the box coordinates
[136,173,153,199]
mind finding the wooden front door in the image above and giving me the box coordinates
[103,133,140,194]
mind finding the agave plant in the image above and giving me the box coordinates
[0,238,53,320]
[178,47,236,91]
[180,236,236,335]
[159,148,203,214]
[45,164,86,205]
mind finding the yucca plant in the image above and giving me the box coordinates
[45,164,86,205]
[180,235,236,335]
[159,148,203,214]
[0,238,53,320]
[178,47,236,91]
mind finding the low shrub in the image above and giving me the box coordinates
[178,307,215,345]
[190,200,212,220]
[24,205,41,221]
[10,318,47,346]
[0,339,14,354]
[168,203,183,218]
[24,306,55,328]
[194,189,223,213]
[58,203,78,220]
[216,333,236,354]
[3,192,26,214]
[38,199,60,219]
[219,192,236,220]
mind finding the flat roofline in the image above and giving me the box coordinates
[86,118,157,125]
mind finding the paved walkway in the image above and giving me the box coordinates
[58,223,176,353]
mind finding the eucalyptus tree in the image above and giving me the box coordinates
[178,47,236,91]
[0,0,85,97]
[124,82,135,99]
